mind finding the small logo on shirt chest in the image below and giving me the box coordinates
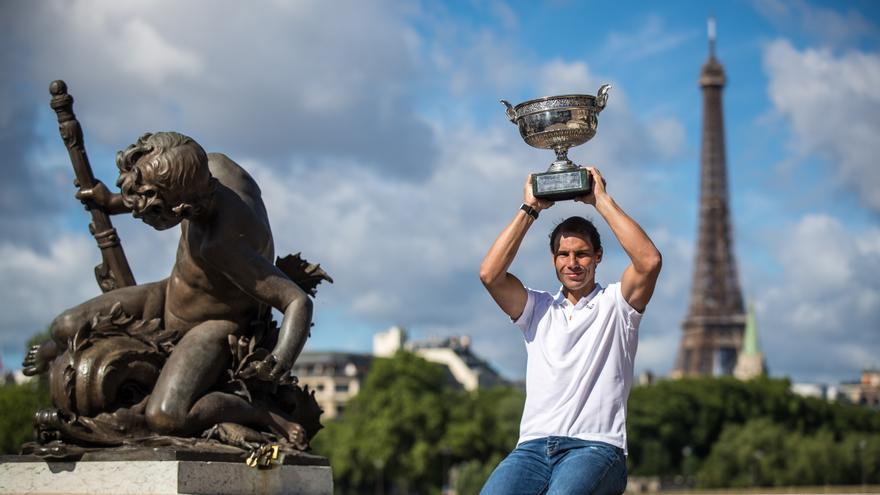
[568,303,595,320]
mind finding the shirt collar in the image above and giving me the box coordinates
[553,283,603,308]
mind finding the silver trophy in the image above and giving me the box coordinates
[501,84,611,201]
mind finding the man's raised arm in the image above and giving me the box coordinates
[479,175,554,320]
[578,167,662,312]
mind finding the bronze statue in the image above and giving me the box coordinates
[22,81,331,460]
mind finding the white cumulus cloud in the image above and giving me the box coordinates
[764,39,880,210]
[0,235,98,350]
[114,18,204,85]
[755,213,880,380]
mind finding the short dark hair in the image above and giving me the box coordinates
[549,216,602,254]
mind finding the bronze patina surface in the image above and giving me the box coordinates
[21,81,332,462]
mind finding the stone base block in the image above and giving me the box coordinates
[0,454,332,495]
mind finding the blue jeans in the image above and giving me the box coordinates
[480,437,627,495]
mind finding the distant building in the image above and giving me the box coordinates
[294,326,506,419]
[373,325,406,358]
[374,326,506,392]
[291,352,372,420]
[790,382,833,401]
[839,369,880,409]
[792,370,880,409]
[0,356,33,386]
[637,370,655,387]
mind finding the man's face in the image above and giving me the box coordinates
[553,233,601,294]
[131,183,182,231]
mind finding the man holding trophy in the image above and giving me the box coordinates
[478,88,662,494]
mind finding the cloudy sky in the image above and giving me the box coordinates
[1,0,877,384]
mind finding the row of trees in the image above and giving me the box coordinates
[699,419,879,487]
[313,353,880,493]
[627,376,880,488]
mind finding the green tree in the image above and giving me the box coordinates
[311,352,526,495]
[312,351,457,494]
[697,420,880,488]
[696,418,789,488]
[444,385,524,494]
[0,330,52,454]
[0,379,50,454]
[627,377,880,484]
[628,376,880,486]
[443,384,523,461]
[451,453,505,495]
[840,432,880,485]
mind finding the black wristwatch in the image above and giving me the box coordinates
[520,203,539,220]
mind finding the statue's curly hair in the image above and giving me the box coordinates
[116,132,216,218]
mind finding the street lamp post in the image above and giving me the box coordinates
[373,458,386,495]
[682,445,693,486]
[751,449,764,488]
[441,446,452,494]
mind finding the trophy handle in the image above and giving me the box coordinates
[500,100,517,123]
[596,84,612,112]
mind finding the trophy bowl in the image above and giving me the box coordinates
[501,84,611,200]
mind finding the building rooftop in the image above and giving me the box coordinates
[292,352,373,378]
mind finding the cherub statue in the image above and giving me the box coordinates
[24,131,329,455]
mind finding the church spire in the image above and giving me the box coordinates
[742,303,760,356]
[734,303,767,380]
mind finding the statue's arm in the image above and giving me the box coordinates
[204,242,312,379]
[77,180,131,215]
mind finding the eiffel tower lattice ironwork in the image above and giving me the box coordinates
[672,19,746,377]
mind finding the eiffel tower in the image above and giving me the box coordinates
[672,19,746,377]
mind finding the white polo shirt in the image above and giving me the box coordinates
[514,282,641,453]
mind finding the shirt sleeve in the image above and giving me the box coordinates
[513,288,537,337]
[612,282,643,331]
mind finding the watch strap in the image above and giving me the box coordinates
[520,203,539,220]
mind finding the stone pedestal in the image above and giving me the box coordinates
[0,448,332,495]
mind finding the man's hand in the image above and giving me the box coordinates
[524,174,555,212]
[574,167,608,206]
